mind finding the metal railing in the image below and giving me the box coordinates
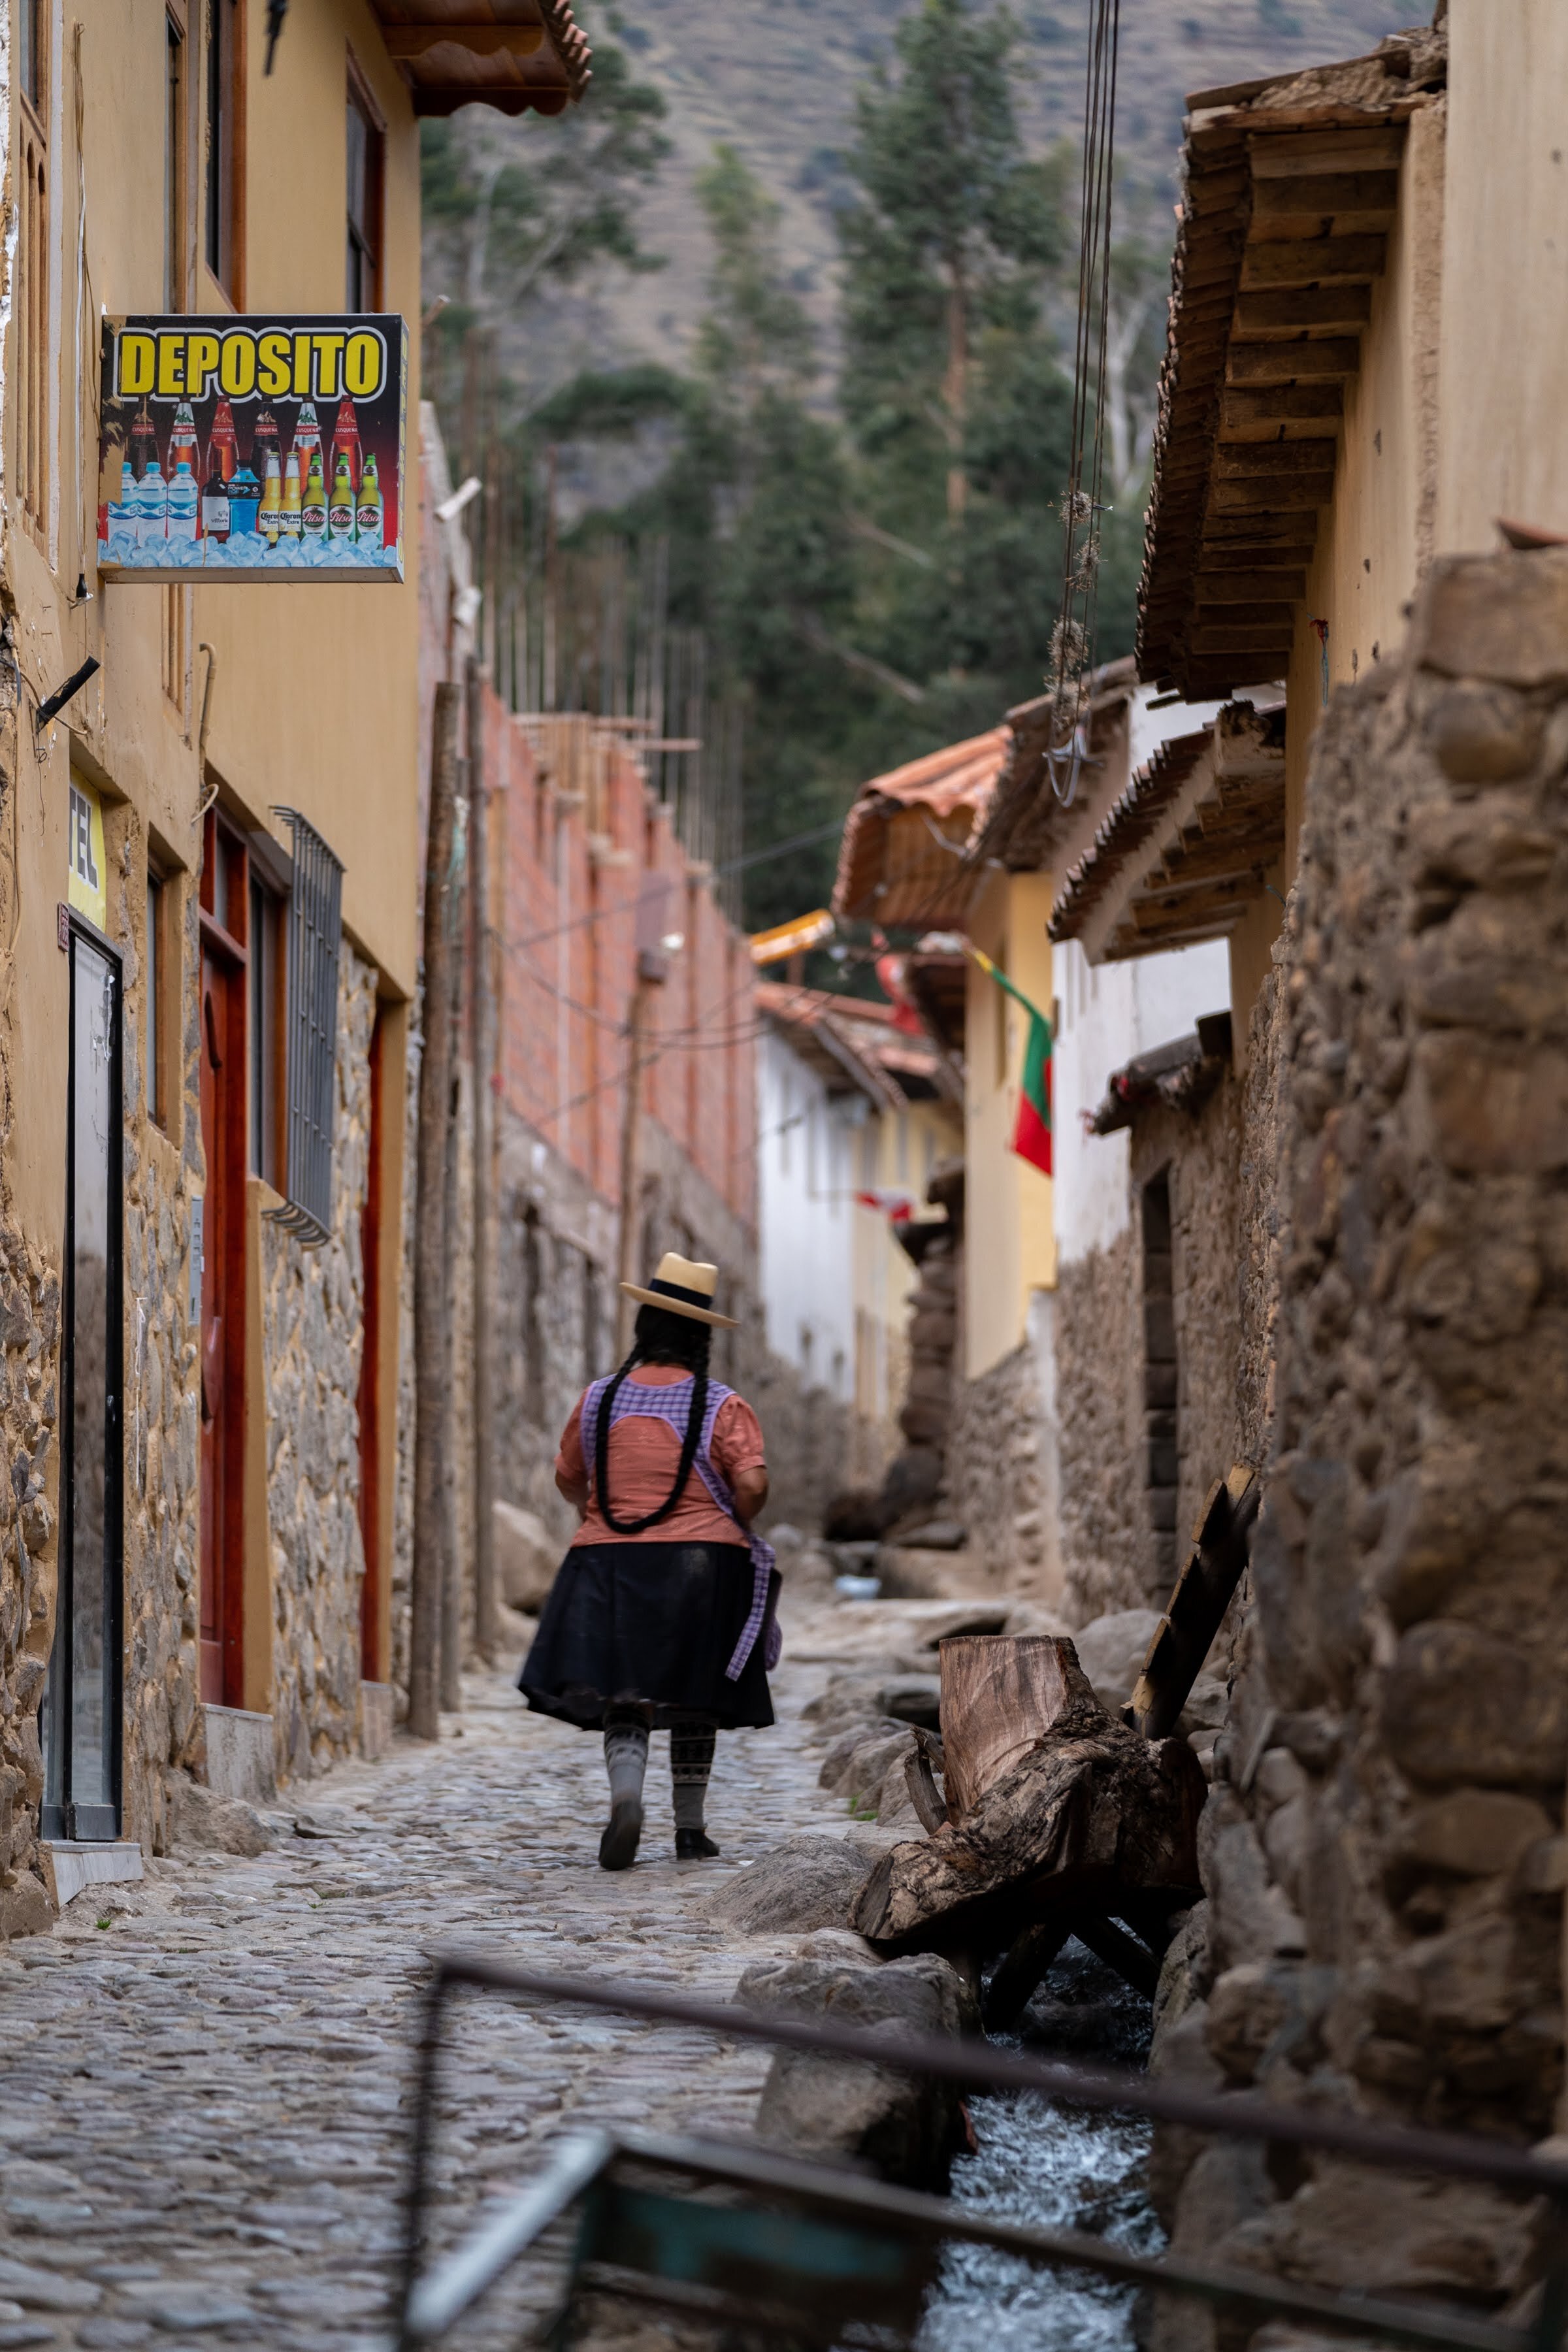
[398,1955,1568,2352]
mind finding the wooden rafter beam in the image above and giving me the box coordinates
[1240,235,1388,289]
[382,24,546,57]
[1226,337,1362,383]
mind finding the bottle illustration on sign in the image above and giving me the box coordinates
[258,454,283,548]
[328,453,355,542]
[329,397,362,493]
[128,400,158,482]
[281,453,302,542]
[108,457,135,544]
[201,451,231,546]
[250,406,280,483]
[167,461,199,544]
[139,459,168,544]
[207,395,240,485]
[227,463,261,540]
[169,400,201,482]
[301,457,327,542]
[292,400,323,493]
[355,452,383,551]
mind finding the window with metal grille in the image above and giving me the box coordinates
[267,808,343,1246]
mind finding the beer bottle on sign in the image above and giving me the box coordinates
[167,461,199,545]
[355,452,383,551]
[169,400,201,479]
[139,459,168,545]
[328,453,355,542]
[128,400,157,481]
[201,454,231,546]
[329,396,362,492]
[207,395,240,484]
[281,453,302,544]
[249,406,279,482]
[301,456,327,542]
[258,454,283,548]
[292,400,323,493]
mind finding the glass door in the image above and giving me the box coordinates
[42,927,123,1842]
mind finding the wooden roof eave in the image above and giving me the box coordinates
[369,1,590,118]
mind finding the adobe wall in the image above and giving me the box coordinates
[1157,550,1568,2327]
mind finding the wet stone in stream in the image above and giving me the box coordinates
[921,1942,1162,2352]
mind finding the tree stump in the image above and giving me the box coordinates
[937,1635,1080,1818]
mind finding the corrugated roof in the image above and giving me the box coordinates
[832,729,1010,928]
[1136,26,1445,700]
[370,1,590,118]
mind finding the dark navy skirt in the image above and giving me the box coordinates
[519,1541,777,1731]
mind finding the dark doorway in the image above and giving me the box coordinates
[42,926,124,1841]
[198,813,248,1707]
[358,1004,385,1682]
[1142,1170,1178,1590]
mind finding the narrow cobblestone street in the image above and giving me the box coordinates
[0,1593,926,2352]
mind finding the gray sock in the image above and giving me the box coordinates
[671,1720,715,1832]
[604,1720,649,1810]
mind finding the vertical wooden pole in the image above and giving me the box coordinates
[468,657,497,1663]
[411,682,461,1742]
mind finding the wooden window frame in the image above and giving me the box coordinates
[346,48,385,314]
[248,868,287,1192]
[146,866,171,1131]
[16,0,48,543]
[165,3,189,309]
[203,0,244,303]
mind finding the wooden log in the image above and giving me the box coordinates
[937,1637,1079,1820]
[983,1921,1073,2033]
[1072,1914,1162,2001]
[850,1652,1208,1953]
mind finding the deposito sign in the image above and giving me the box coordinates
[97,314,408,583]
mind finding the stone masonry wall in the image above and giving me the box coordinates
[1056,1224,1149,1618]
[0,1217,60,1937]
[947,1331,1057,1600]
[389,987,419,1714]
[261,942,376,1782]
[1160,551,1568,2328]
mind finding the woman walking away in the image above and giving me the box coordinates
[519,1253,779,1872]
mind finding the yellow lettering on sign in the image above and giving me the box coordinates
[344,331,383,399]
[117,331,155,397]
[184,331,221,399]
[67,775,107,934]
[292,331,314,397]
[155,333,186,397]
[257,330,292,397]
[312,332,347,399]
[220,329,257,397]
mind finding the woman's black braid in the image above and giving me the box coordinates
[592,1304,712,1535]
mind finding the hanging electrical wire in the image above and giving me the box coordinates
[1046,0,1122,806]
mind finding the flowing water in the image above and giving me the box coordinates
[920,1940,1164,2352]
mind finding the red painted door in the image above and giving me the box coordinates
[198,942,244,1706]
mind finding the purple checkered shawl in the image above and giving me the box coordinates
[579,1373,780,1682]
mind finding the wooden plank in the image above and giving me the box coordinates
[1249,125,1406,175]
[1241,233,1387,288]
[1219,384,1342,435]
[1210,475,1333,512]
[1226,335,1362,383]
[1252,170,1399,218]
[382,24,546,56]
[1215,439,1340,478]
[1194,568,1308,602]
[1233,285,1373,333]
[982,1920,1073,2032]
[1190,621,1296,655]
[1129,1468,1262,1742]
[1129,874,1271,931]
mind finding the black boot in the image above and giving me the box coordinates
[675,1827,719,1861]
[599,1798,643,1871]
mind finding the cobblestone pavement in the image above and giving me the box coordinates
[0,1593,938,2352]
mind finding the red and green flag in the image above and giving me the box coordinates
[968,944,1053,1177]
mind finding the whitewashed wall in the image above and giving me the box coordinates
[755,1026,864,1402]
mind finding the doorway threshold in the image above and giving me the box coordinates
[39,1840,144,1913]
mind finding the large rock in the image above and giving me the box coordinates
[493,1501,560,1613]
[737,1948,977,2189]
[1071,1608,1162,1712]
[165,1774,274,1857]
[699,1837,873,1936]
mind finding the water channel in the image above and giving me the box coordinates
[921,1940,1163,2352]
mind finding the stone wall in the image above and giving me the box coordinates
[260,942,377,1781]
[0,1217,60,1936]
[946,1316,1059,1600]
[389,990,419,1713]
[1158,550,1568,2328]
[1056,1224,1149,1617]
[120,854,203,1855]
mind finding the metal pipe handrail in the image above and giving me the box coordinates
[397,1955,1568,2352]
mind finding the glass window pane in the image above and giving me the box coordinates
[69,939,117,1815]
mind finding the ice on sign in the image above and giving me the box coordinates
[97,318,407,584]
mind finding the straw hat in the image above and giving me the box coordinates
[620,1251,738,1329]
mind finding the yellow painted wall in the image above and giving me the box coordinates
[1232,99,1446,1053]
[965,868,1056,1379]
[1437,3,1568,550]
[849,1095,960,1425]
